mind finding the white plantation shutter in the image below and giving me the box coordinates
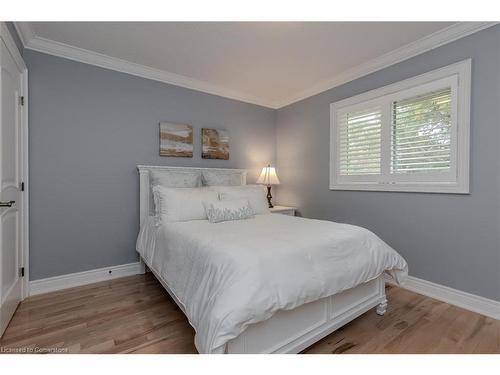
[338,107,382,175]
[330,60,470,193]
[391,89,452,174]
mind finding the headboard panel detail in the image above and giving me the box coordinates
[137,165,248,226]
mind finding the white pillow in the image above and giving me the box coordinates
[151,170,201,188]
[202,170,245,186]
[215,185,270,215]
[203,199,254,223]
[152,186,218,222]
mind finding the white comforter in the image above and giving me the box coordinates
[136,214,408,353]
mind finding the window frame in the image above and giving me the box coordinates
[330,59,471,194]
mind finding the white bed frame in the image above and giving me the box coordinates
[137,165,387,354]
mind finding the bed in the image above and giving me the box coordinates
[136,165,408,354]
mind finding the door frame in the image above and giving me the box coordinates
[0,23,29,299]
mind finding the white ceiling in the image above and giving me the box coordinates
[14,22,493,108]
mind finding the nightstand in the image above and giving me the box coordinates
[269,205,296,216]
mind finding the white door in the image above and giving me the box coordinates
[0,38,24,337]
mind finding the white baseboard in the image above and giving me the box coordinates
[29,262,143,296]
[385,274,500,320]
[28,265,500,321]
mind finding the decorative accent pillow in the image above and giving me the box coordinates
[215,185,270,215]
[202,170,245,186]
[203,199,254,223]
[151,170,201,188]
[152,186,218,222]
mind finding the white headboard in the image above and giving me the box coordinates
[137,165,248,226]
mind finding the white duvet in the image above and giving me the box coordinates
[136,214,408,353]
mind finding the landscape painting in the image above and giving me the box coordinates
[202,128,229,160]
[159,122,193,157]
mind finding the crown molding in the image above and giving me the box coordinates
[14,22,275,109]
[14,22,497,110]
[273,22,498,108]
[13,21,34,47]
[0,22,27,71]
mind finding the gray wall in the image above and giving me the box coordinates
[25,26,500,300]
[276,25,500,301]
[25,50,276,280]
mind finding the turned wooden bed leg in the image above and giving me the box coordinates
[138,258,146,274]
[376,299,388,316]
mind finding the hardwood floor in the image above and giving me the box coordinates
[0,273,498,354]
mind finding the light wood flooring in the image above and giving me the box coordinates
[0,273,498,354]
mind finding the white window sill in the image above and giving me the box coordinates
[329,182,470,194]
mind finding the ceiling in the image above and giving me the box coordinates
[14,22,494,108]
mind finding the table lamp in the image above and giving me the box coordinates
[257,164,280,208]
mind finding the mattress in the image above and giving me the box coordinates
[136,213,408,353]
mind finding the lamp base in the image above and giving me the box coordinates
[266,185,273,208]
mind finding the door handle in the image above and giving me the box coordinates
[0,201,15,207]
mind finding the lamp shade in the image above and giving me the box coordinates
[257,165,280,185]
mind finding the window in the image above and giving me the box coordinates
[330,60,470,193]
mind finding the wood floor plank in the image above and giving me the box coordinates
[0,274,498,354]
